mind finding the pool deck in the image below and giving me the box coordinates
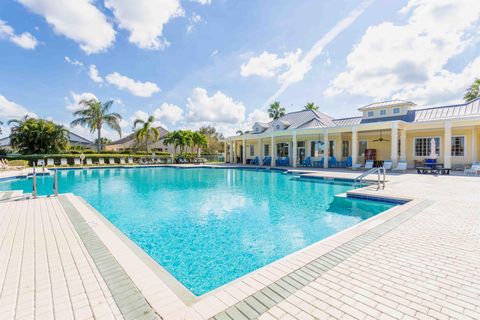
[1,166,480,319]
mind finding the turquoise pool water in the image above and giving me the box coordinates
[0,167,395,295]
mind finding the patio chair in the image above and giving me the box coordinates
[73,158,81,165]
[37,159,45,166]
[464,163,480,175]
[127,157,134,164]
[98,158,105,165]
[119,158,126,164]
[304,156,312,167]
[262,156,271,166]
[108,158,115,165]
[250,156,259,165]
[47,158,55,166]
[86,158,93,165]
[60,158,68,166]
[383,160,393,170]
[393,161,407,172]
[363,160,374,169]
[329,156,337,168]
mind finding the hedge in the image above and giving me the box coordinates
[2,153,172,166]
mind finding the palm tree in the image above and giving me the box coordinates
[464,79,480,102]
[268,101,286,120]
[70,99,122,152]
[236,130,244,135]
[134,115,159,153]
[192,131,208,156]
[304,102,319,111]
[163,131,181,157]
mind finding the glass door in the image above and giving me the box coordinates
[297,141,306,165]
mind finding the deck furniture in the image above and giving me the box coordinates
[250,156,259,165]
[119,158,126,164]
[60,158,68,166]
[262,156,271,166]
[417,166,450,175]
[193,158,206,164]
[73,158,81,165]
[393,161,407,172]
[329,156,337,168]
[383,160,393,170]
[464,163,480,175]
[363,160,374,170]
[37,159,45,166]
[98,158,105,165]
[108,158,115,165]
[85,158,93,165]
[276,157,289,166]
[127,157,134,164]
[47,158,55,166]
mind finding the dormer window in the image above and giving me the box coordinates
[367,111,374,117]
[393,107,400,114]
[379,109,387,116]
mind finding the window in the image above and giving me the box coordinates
[367,111,374,117]
[380,109,387,116]
[249,144,255,156]
[393,107,400,114]
[342,141,350,157]
[276,143,289,157]
[328,140,335,157]
[414,137,440,157]
[451,136,465,156]
[310,140,325,157]
[264,144,270,156]
[358,141,368,156]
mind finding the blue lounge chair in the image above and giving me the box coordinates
[345,156,352,168]
[262,156,271,166]
[303,156,312,167]
[329,156,337,168]
[250,156,259,165]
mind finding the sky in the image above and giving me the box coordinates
[1,0,480,141]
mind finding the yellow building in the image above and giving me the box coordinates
[224,99,480,169]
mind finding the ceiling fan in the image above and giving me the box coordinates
[372,130,390,142]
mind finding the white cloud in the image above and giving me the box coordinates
[104,0,184,50]
[18,0,115,54]
[325,0,480,105]
[0,20,38,49]
[186,13,203,33]
[105,72,160,97]
[240,49,302,78]
[191,0,211,4]
[153,103,184,124]
[186,87,245,124]
[211,50,218,57]
[88,64,103,83]
[0,94,37,120]
[64,56,83,67]
[266,0,374,104]
[65,92,97,112]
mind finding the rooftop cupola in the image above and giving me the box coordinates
[358,100,416,119]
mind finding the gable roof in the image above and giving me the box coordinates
[252,109,335,134]
[358,100,416,111]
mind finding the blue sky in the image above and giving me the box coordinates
[1,0,479,140]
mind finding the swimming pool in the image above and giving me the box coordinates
[0,167,395,295]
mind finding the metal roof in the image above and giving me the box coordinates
[413,98,480,122]
[358,100,416,111]
[256,109,335,133]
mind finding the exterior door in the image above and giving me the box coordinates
[297,141,306,165]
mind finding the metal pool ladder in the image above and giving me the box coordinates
[354,167,386,190]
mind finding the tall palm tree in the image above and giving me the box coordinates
[192,131,208,156]
[464,79,480,102]
[304,102,319,111]
[268,101,286,120]
[163,131,181,157]
[70,99,122,152]
[134,115,159,153]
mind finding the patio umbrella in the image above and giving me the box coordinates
[429,138,437,159]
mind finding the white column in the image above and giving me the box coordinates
[271,135,275,167]
[352,127,358,167]
[292,131,297,168]
[400,128,407,161]
[242,138,246,165]
[444,121,452,169]
[323,129,329,168]
[258,139,262,162]
[391,122,399,167]
[232,142,236,163]
[224,142,227,163]
[472,127,476,163]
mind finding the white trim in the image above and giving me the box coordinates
[451,135,466,158]
[412,136,441,158]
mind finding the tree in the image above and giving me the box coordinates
[94,137,111,150]
[0,120,3,135]
[464,79,480,103]
[134,115,159,153]
[236,130,244,135]
[8,116,69,154]
[304,102,319,111]
[268,101,286,120]
[70,99,122,152]
[192,131,208,156]
[163,131,181,157]
[198,125,224,154]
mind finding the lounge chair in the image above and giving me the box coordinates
[37,159,45,166]
[47,158,55,166]
[262,156,271,166]
[383,160,393,170]
[127,157,134,164]
[60,158,68,166]
[0,159,24,170]
[464,163,480,175]
[73,158,81,165]
[119,158,126,164]
[303,156,312,167]
[393,161,407,172]
[352,163,362,170]
[250,156,259,165]
[108,158,115,165]
[329,156,337,168]
[98,158,105,165]
[86,158,93,165]
[363,160,374,169]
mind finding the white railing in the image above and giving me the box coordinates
[354,167,386,190]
